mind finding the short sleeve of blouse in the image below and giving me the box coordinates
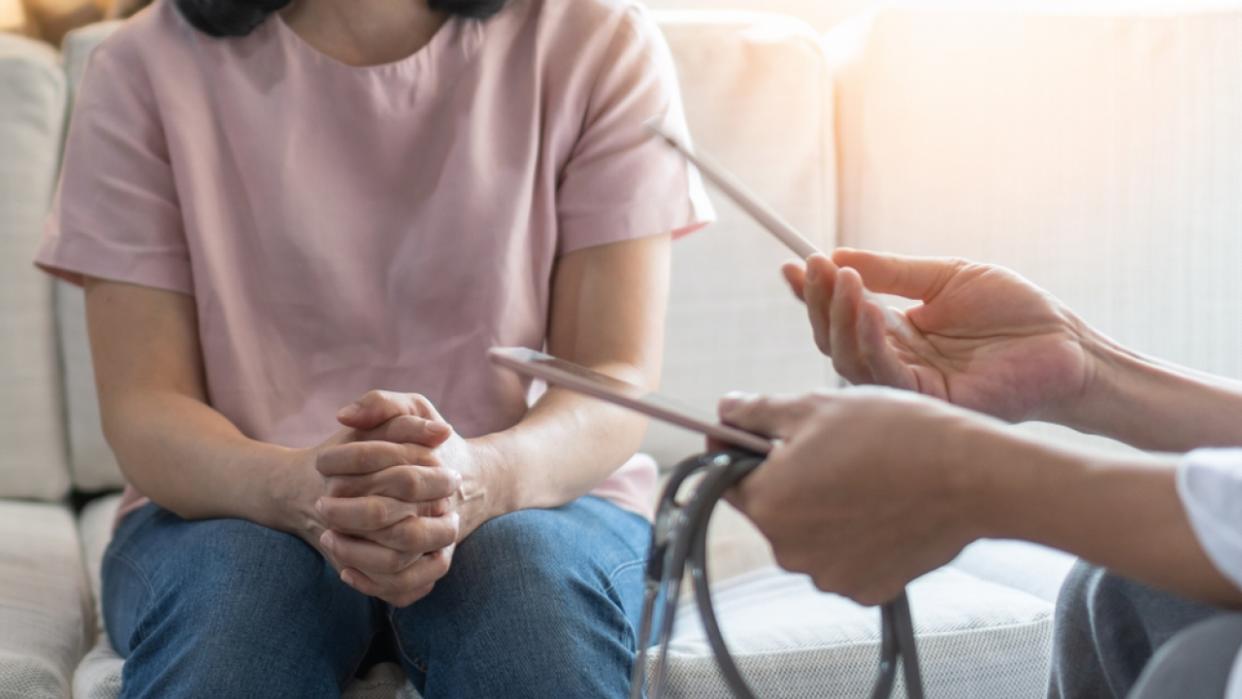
[35,43,191,294]
[555,6,714,256]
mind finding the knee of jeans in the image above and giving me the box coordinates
[440,509,620,629]
[393,507,640,693]
[150,518,338,632]
[107,517,377,697]
[454,508,573,581]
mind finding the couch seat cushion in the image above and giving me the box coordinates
[950,539,1077,605]
[653,565,1054,698]
[0,501,90,699]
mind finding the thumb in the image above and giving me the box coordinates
[337,390,443,431]
[717,392,819,441]
[832,248,962,302]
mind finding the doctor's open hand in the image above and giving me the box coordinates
[719,388,1012,606]
[785,249,1096,423]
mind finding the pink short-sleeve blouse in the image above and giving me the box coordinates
[35,0,713,520]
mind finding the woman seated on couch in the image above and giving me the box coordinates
[35,0,709,696]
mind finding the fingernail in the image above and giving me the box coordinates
[806,264,820,282]
[340,569,353,586]
[315,499,324,514]
[320,531,334,548]
[428,421,451,435]
[337,403,361,421]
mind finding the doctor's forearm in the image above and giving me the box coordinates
[1056,334,1242,452]
[972,434,1242,607]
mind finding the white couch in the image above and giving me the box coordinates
[9,2,1242,697]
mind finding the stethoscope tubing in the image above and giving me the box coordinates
[632,450,926,699]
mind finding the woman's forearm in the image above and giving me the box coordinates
[1058,333,1242,452]
[86,279,308,532]
[470,235,670,517]
[472,361,652,515]
[103,389,305,529]
[975,431,1241,607]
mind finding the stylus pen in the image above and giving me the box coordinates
[647,121,918,341]
[647,120,819,259]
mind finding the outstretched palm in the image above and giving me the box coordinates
[790,250,1093,423]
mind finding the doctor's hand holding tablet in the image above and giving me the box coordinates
[724,248,1111,604]
[650,122,1241,615]
[489,122,1242,697]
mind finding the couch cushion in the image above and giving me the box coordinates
[951,540,1077,606]
[654,565,1054,697]
[647,11,838,467]
[62,21,119,99]
[0,33,70,501]
[645,2,870,33]
[0,500,91,699]
[834,5,1242,453]
[52,22,127,494]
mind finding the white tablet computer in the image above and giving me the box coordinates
[488,347,772,455]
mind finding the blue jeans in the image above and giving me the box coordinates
[102,496,651,698]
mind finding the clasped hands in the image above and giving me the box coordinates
[297,391,487,607]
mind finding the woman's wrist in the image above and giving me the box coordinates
[456,437,512,538]
[260,446,322,539]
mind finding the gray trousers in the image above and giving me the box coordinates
[1049,560,1242,699]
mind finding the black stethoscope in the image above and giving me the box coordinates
[629,449,925,699]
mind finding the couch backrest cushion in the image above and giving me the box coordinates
[645,12,837,466]
[644,1,870,33]
[0,33,70,501]
[835,7,1242,452]
[56,22,125,492]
